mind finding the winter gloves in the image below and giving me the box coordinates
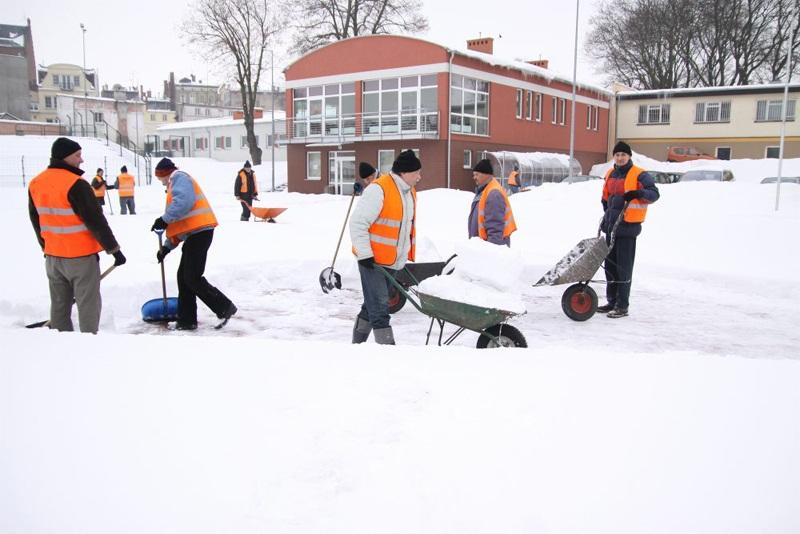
[151,217,168,231]
[156,246,171,264]
[358,257,375,269]
[353,181,363,194]
[623,190,644,202]
[113,250,127,266]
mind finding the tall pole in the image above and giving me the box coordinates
[271,49,276,192]
[776,7,795,211]
[80,23,88,136]
[568,0,580,177]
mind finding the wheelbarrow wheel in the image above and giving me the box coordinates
[561,283,597,322]
[388,285,407,314]
[477,324,527,349]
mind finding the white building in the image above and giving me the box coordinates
[156,111,287,163]
[55,93,145,148]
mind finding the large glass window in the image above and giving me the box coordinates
[756,99,795,122]
[637,103,671,125]
[363,75,438,135]
[450,75,489,135]
[695,101,731,123]
[293,83,356,137]
[307,152,321,180]
[378,150,394,174]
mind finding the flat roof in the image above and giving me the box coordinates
[617,83,800,100]
[157,111,287,131]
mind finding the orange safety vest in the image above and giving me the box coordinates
[238,170,257,194]
[29,168,104,258]
[93,176,106,198]
[357,174,416,266]
[478,178,517,241]
[165,174,218,245]
[603,165,648,223]
[508,170,519,186]
[117,173,135,197]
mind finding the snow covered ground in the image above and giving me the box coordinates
[1,136,800,533]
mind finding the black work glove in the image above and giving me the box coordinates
[112,250,127,266]
[353,181,363,194]
[623,190,644,202]
[156,246,170,264]
[151,217,168,231]
[253,195,259,201]
[358,257,375,269]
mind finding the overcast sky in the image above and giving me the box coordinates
[6,0,605,96]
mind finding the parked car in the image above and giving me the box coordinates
[760,176,800,184]
[680,169,734,182]
[562,174,602,184]
[666,146,716,163]
[648,170,684,184]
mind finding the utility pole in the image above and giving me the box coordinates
[568,0,580,178]
[80,23,88,137]
[271,49,276,192]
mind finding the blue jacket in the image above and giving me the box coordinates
[601,161,659,238]
[162,170,207,249]
[468,182,510,246]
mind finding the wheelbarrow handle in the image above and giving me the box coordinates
[374,265,425,314]
[598,202,629,251]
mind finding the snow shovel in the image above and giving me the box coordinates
[319,190,358,293]
[141,229,179,322]
[25,264,118,328]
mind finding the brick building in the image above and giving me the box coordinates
[283,35,611,194]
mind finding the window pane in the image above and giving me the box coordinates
[476,93,488,117]
[463,149,471,168]
[325,84,339,95]
[464,90,476,116]
[364,93,379,113]
[381,78,398,90]
[309,100,322,117]
[307,152,321,178]
[464,77,477,90]
[294,100,307,118]
[451,74,463,88]
[476,118,488,135]
[450,114,462,132]
[450,88,462,115]
[477,80,489,92]
[401,91,417,112]
[421,88,437,112]
[382,91,398,113]
[364,80,379,92]
[401,76,418,88]
[341,82,355,94]
[378,150,394,174]
[341,94,355,115]
[421,74,437,87]
[308,86,322,97]
[325,96,339,117]
[462,116,474,134]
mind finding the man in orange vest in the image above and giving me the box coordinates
[507,164,521,195]
[234,160,258,221]
[115,165,136,215]
[90,168,114,207]
[151,158,237,330]
[28,137,127,333]
[599,141,660,318]
[349,150,421,345]
[468,159,517,246]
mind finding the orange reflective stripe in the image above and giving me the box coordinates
[118,173,135,197]
[29,168,103,257]
[165,174,218,244]
[478,178,517,241]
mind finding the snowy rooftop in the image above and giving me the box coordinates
[157,111,287,131]
[617,82,800,98]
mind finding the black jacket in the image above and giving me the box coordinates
[601,160,660,238]
[234,169,257,197]
[29,159,120,255]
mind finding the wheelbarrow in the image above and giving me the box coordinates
[240,200,287,223]
[377,266,527,348]
[533,203,629,321]
[388,254,457,313]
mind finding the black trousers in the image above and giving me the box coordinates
[177,229,233,324]
[239,193,253,220]
[604,235,637,310]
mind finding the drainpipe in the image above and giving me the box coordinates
[447,50,455,189]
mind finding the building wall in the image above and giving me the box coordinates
[0,118,64,135]
[158,121,287,162]
[33,63,98,123]
[0,55,30,119]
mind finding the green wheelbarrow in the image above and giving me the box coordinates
[376,266,527,348]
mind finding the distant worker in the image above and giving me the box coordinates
[151,158,237,331]
[115,165,136,215]
[90,168,114,207]
[355,161,377,194]
[507,163,521,194]
[28,137,126,333]
[598,141,660,318]
[349,150,422,345]
[468,158,517,246]
[234,160,258,221]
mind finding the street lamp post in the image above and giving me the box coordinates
[568,0,580,178]
[80,23,88,137]
[271,49,276,192]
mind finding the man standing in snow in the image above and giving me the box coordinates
[115,165,136,215]
[349,150,421,345]
[151,158,237,330]
[90,168,113,207]
[234,160,258,221]
[599,141,660,318]
[468,158,517,246]
[28,137,126,333]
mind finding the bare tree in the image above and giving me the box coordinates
[763,0,800,82]
[183,0,285,165]
[291,0,429,54]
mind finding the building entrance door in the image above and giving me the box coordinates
[329,151,356,195]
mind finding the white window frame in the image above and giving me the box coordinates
[378,149,394,175]
[307,151,322,180]
[756,99,796,122]
[551,96,557,124]
[94,112,103,123]
[463,149,472,168]
[526,91,533,121]
[594,106,599,131]
[586,105,592,129]
[535,93,542,122]
[450,74,489,136]
[638,103,671,125]
[559,98,566,125]
[515,89,523,119]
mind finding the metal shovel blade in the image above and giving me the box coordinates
[319,267,342,294]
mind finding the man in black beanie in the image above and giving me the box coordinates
[599,140,659,318]
[234,160,258,221]
[354,161,377,194]
[348,149,422,345]
[28,137,126,333]
[468,158,517,246]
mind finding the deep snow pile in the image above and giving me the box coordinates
[1,138,800,534]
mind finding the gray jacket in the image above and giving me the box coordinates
[349,172,415,270]
[468,181,511,246]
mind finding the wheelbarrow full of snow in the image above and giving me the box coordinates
[388,254,457,314]
[377,265,527,348]
[533,203,629,321]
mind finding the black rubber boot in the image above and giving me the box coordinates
[374,327,395,345]
[352,317,372,343]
